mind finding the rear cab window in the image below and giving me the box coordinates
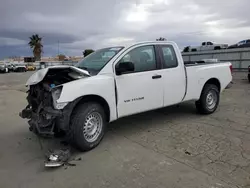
[158,45,178,68]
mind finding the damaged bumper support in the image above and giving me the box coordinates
[20,106,63,136]
[19,95,77,137]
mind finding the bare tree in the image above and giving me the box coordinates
[156,37,167,41]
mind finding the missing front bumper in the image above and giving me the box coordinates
[20,106,62,136]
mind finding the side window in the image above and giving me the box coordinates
[160,45,178,68]
[118,45,156,73]
[207,42,213,45]
[246,40,250,43]
[239,40,245,45]
[202,42,206,46]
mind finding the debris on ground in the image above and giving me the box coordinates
[184,150,191,155]
[76,157,82,161]
[45,148,74,168]
[60,140,70,146]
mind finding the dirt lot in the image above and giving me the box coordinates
[0,71,249,188]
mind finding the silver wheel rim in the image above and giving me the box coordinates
[206,90,217,110]
[83,112,103,143]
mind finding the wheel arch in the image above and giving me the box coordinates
[71,94,111,122]
[201,78,221,94]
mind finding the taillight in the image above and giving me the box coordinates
[229,64,233,74]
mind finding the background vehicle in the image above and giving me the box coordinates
[20,41,232,152]
[39,62,47,69]
[228,39,250,49]
[248,65,250,83]
[26,63,37,71]
[189,41,228,52]
[0,63,8,73]
[7,64,15,72]
[13,64,27,72]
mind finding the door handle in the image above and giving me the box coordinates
[152,75,162,79]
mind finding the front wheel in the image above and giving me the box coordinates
[196,84,220,114]
[68,102,106,151]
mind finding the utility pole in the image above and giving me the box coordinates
[58,40,60,56]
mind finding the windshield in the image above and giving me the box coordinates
[76,46,124,75]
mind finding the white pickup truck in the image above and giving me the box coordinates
[189,41,228,52]
[20,41,232,151]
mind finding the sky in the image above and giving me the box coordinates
[0,0,249,59]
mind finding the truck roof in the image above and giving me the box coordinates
[122,41,176,48]
[96,41,176,51]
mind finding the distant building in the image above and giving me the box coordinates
[4,57,23,62]
[24,57,35,62]
[2,55,83,64]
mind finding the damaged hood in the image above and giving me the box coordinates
[26,65,90,86]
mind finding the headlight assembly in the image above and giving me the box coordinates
[52,86,68,109]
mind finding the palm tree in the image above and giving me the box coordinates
[28,34,43,61]
[83,49,95,57]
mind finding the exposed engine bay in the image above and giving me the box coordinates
[20,67,88,136]
[41,68,86,86]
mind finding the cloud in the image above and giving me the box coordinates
[0,0,250,58]
[0,37,26,46]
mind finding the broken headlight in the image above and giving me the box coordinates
[51,86,68,110]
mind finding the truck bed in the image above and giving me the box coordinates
[183,61,232,102]
[184,60,220,66]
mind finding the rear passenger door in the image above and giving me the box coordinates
[157,45,186,106]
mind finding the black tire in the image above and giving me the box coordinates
[195,84,220,114]
[68,102,106,151]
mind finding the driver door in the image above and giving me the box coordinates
[114,45,164,118]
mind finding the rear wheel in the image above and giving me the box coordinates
[196,84,220,114]
[68,102,106,151]
[214,46,221,50]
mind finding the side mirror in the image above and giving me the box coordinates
[116,62,135,75]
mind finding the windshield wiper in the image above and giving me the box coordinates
[78,66,88,71]
[77,66,92,75]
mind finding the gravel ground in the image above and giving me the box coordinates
[0,71,249,188]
